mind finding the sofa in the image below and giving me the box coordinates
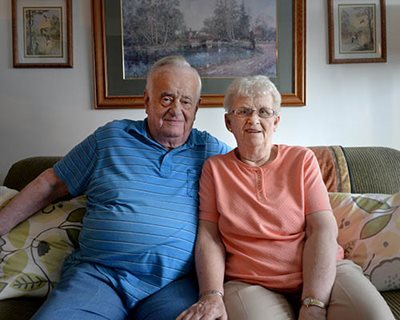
[1,146,400,320]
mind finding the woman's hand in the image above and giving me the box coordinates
[176,294,227,320]
[298,305,327,320]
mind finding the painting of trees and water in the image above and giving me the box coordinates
[338,4,376,54]
[122,0,277,78]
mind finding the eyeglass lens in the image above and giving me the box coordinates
[233,107,274,118]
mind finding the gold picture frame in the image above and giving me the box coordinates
[328,0,386,64]
[93,0,306,108]
[12,0,73,68]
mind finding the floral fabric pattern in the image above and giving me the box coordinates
[330,192,400,291]
[0,187,85,299]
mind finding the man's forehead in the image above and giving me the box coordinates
[147,65,200,99]
[159,89,194,100]
[153,65,195,77]
[153,70,197,90]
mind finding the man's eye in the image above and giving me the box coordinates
[161,97,173,106]
[181,99,193,108]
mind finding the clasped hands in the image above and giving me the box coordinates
[176,294,227,320]
[175,292,327,320]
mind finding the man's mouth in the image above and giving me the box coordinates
[164,118,183,125]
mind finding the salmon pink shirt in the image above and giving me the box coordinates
[199,145,344,292]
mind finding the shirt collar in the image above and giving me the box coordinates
[127,118,204,150]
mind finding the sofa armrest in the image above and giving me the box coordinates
[3,156,62,191]
[309,146,400,194]
[343,147,400,194]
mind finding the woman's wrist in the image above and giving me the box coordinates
[199,289,224,299]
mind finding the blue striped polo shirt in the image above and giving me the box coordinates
[53,119,230,289]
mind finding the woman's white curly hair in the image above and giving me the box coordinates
[223,75,281,113]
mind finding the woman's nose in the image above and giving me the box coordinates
[247,111,260,123]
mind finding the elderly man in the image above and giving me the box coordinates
[0,56,230,319]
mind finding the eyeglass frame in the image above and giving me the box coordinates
[227,106,278,119]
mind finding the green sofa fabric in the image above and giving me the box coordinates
[1,146,400,320]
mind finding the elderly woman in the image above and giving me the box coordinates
[177,76,394,320]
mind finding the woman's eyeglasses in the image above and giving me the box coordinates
[229,107,277,119]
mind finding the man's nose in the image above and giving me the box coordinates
[169,100,183,115]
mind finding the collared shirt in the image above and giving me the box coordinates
[54,119,230,289]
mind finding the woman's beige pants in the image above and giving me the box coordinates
[224,260,394,320]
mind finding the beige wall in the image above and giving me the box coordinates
[1,0,400,183]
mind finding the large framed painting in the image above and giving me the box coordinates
[12,0,73,68]
[92,0,305,108]
[328,0,386,64]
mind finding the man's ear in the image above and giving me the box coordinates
[224,113,232,132]
[195,98,201,114]
[144,90,150,114]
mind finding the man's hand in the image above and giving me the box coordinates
[176,294,227,320]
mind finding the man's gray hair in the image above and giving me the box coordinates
[146,56,202,99]
[223,75,282,113]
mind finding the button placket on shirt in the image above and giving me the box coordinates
[254,167,267,203]
[160,151,172,177]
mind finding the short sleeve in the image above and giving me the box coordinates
[199,159,219,223]
[303,150,332,215]
[53,133,97,196]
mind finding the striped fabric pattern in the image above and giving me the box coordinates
[382,290,400,320]
[309,146,351,193]
[343,147,400,194]
[53,119,230,288]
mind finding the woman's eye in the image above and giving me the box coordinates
[236,108,249,115]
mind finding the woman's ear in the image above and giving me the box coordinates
[273,115,281,131]
[224,113,232,132]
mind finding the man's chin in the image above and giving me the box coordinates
[162,129,185,138]
[162,123,184,133]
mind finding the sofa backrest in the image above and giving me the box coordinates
[309,146,400,194]
[3,146,400,194]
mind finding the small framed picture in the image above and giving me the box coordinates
[12,0,73,68]
[328,0,386,64]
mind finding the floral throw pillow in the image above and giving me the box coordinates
[0,186,85,299]
[329,192,400,291]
